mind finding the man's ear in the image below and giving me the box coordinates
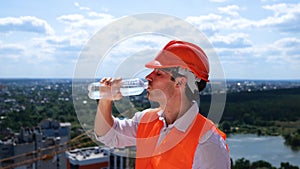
[175,77,187,88]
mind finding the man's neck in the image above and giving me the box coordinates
[162,96,193,125]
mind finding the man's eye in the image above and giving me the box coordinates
[155,70,161,75]
[157,70,165,76]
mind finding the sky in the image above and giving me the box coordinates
[0,0,299,80]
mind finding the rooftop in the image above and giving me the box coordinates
[66,146,110,165]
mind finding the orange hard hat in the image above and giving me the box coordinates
[145,40,210,82]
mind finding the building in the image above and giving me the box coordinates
[0,119,71,169]
[110,147,136,169]
[66,146,110,169]
[66,146,136,169]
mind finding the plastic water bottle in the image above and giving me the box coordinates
[88,78,148,100]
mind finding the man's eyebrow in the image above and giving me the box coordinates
[156,68,176,81]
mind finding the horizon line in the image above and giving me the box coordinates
[1,77,300,81]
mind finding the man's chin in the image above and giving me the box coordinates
[147,93,165,104]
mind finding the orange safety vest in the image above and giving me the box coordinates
[136,108,227,169]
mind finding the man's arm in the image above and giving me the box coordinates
[94,78,122,137]
[94,99,114,137]
[193,131,231,169]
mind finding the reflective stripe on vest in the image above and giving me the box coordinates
[136,109,227,169]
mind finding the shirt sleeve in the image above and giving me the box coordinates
[192,130,231,169]
[94,110,146,148]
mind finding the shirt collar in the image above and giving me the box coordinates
[157,101,199,132]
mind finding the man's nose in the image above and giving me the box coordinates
[145,70,155,81]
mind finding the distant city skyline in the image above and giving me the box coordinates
[0,0,299,80]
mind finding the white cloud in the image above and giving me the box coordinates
[8,5,114,63]
[1,1,299,79]
[258,3,300,33]
[74,2,90,11]
[108,35,169,58]
[274,37,300,49]
[262,3,298,16]
[35,36,81,52]
[0,16,54,35]
[186,2,300,35]
[57,14,85,22]
[210,0,231,3]
[216,36,300,67]
[265,37,300,64]
[186,14,255,37]
[217,5,240,17]
[57,12,115,37]
[87,12,114,19]
[30,35,83,64]
[95,35,170,78]
[0,36,75,65]
[185,14,223,35]
[211,33,252,48]
[54,11,116,58]
[0,43,25,60]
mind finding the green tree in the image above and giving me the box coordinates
[279,162,299,169]
[233,158,251,169]
[251,160,275,169]
[221,121,231,133]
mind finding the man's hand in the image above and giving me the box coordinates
[99,77,122,100]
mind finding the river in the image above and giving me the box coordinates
[227,134,300,167]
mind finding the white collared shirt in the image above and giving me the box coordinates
[95,102,230,169]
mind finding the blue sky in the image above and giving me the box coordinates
[0,0,299,80]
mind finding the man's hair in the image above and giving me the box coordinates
[185,79,206,102]
[160,67,207,102]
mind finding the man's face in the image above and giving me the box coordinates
[145,68,177,103]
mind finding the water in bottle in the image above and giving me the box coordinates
[88,78,148,100]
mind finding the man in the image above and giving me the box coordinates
[94,40,230,169]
